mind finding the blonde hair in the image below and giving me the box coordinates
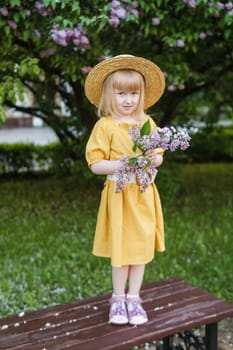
[98,70,146,120]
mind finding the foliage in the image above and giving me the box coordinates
[0,141,87,176]
[0,1,232,141]
[0,162,232,318]
[185,125,233,162]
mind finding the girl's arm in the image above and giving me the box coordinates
[91,152,163,176]
[90,160,122,175]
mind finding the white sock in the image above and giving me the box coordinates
[127,294,139,299]
[112,293,125,298]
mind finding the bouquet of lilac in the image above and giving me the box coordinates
[114,120,191,193]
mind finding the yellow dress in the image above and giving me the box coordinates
[85,115,165,267]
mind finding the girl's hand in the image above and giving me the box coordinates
[144,149,163,168]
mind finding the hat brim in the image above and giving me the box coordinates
[84,55,165,109]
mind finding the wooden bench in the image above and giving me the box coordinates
[0,278,232,350]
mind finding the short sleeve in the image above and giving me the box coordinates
[85,118,112,166]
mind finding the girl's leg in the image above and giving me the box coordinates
[127,264,148,325]
[109,266,129,325]
[128,264,145,295]
[112,265,129,295]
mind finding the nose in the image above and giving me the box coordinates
[125,94,132,103]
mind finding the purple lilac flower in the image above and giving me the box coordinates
[109,15,120,27]
[81,66,92,74]
[128,124,140,141]
[80,35,90,47]
[73,28,81,39]
[168,84,175,91]
[8,20,17,29]
[34,29,41,38]
[176,39,185,48]
[177,129,191,150]
[130,8,139,15]
[226,2,233,10]
[35,1,44,11]
[169,138,181,152]
[125,0,139,15]
[134,157,158,192]
[108,0,139,27]
[152,17,160,26]
[112,7,126,18]
[115,156,134,192]
[199,32,207,40]
[41,8,52,16]
[39,48,55,58]
[35,1,49,16]
[65,28,74,38]
[51,28,67,46]
[217,2,225,9]
[0,7,8,16]
[183,0,197,8]
[51,24,90,49]
[111,0,121,8]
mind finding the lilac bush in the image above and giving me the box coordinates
[0,0,232,132]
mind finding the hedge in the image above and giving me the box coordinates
[0,142,84,175]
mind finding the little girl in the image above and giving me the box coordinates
[85,55,165,326]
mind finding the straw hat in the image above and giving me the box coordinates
[84,55,165,109]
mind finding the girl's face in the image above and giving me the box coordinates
[98,70,145,119]
[113,89,141,117]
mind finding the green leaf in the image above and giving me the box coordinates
[140,120,151,136]
[9,0,21,6]
[128,157,138,165]
[132,143,138,152]
[0,105,7,126]
[4,26,10,36]
[72,2,81,12]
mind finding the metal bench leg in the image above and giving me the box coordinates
[205,323,217,350]
[162,335,173,350]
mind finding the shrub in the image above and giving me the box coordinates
[0,142,85,175]
[0,143,37,174]
[186,126,233,162]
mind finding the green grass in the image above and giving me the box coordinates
[0,162,232,318]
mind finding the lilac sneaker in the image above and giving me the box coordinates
[126,297,148,325]
[109,295,128,325]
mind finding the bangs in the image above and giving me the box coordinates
[112,70,144,91]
